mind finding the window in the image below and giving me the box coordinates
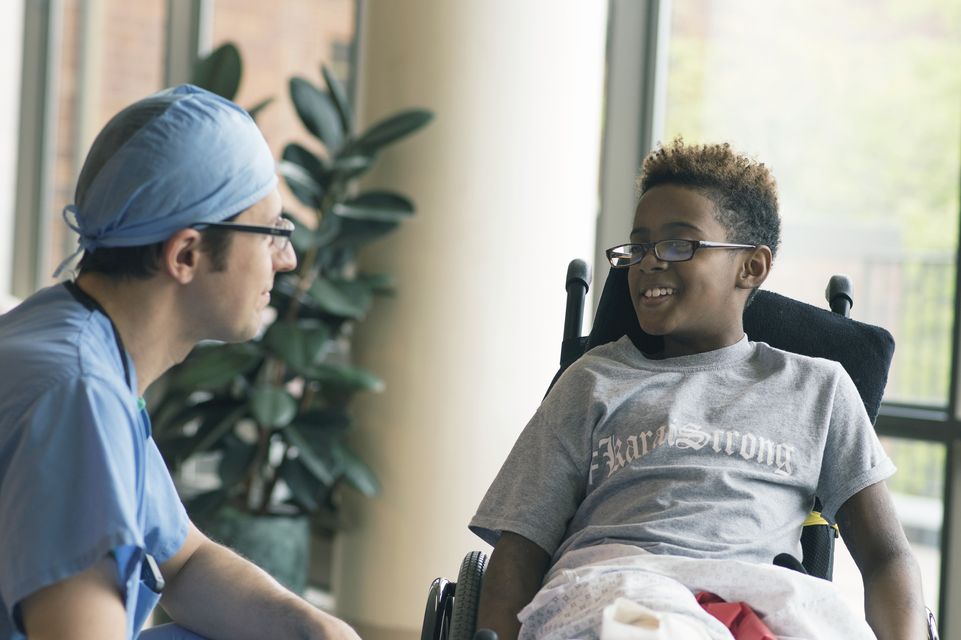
[660,0,961,620]
[12,0,358,297]
[210,0,356,222]
[47,0,168,280]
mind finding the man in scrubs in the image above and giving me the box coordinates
[0,86,360,639]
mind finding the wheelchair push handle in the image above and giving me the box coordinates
[825,274,853,318]
[563,259,591,342]
[566,258,591,291]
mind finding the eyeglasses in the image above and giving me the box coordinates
[606,240,757,267]
[191,217,295,252]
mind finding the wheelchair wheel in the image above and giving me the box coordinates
[448,550,488,640]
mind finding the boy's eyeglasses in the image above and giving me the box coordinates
[191,217,295,252]
[606,240,757,267]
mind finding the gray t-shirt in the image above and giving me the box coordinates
[470,335,895,566]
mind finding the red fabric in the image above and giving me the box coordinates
[695,592,778,640]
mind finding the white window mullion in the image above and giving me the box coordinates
[594,0,671,310]
[0,0,26,303]
[13,0,63,298]
[164,0,212,87]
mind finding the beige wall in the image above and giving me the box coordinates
[336,1,608,636]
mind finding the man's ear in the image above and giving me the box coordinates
[736,245,773,291]
[161,229,205,284]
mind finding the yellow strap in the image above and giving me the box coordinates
[803,511,840,535]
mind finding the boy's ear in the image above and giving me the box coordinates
[736,245,773,290]
[161,229,205,284]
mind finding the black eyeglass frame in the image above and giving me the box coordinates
[189,220,294,239]
[606,240,758,267]
[190,218,295,252]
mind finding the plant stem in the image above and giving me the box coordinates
[247,425,272,511]
[259,454,283,515]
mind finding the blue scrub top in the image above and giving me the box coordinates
[0,284,189,638]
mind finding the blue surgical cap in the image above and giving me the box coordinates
[54,84,277,276]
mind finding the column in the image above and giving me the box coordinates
[337,2,608,638]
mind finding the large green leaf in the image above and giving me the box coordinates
[328,217,400,250]
[328,154,374,183]
[249,386,298,428]
[191,43,242,100]
[170,343,262,391]
[322,65,353,133]
[284,425,335,485]
[284,414,349,474]
[279,159,325,210]
[150,389,197,436]
[332,443,380,497]
[293,408,352,433]
[182,404,250,460]
[313,211,343,245]
[262,320,330,373]
[288,215,314,254]
[345,109,433,155]
[309,277,372,319]
[333,191,414,223]
[279,458,323,511]
[290,76,344,150]
[357,272,396,296]
[283,143,328,179]
[286,214,340,255]
[303,362,384,392]
[156,434,195,471]
[154,397,231,442]
[218,436,258,487]
[186,488,230,518]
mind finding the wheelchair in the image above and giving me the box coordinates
[421,260,940,640]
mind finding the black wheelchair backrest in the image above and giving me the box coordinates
[566,266,895,424]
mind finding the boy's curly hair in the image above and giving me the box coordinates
[638,138,781,257]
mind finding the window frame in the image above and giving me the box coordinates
[12,0,62,299]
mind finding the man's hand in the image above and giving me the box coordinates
[20,555,127,640]
[476,532,550,640]
[837,480,928,640]
[160,521,360,640]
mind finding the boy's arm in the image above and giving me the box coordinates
[836,480,927,640]
[477,532,551,640]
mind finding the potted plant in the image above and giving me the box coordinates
[149,43,433,594]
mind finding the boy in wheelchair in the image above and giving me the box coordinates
[469,140,927,639]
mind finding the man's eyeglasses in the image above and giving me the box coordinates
[191,217,295,252]
[606,240,757,267]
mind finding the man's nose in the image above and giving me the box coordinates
[273,242,297,273]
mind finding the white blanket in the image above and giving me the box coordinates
[517,544,876,640]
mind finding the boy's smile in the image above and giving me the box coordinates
[627,184,768,358]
